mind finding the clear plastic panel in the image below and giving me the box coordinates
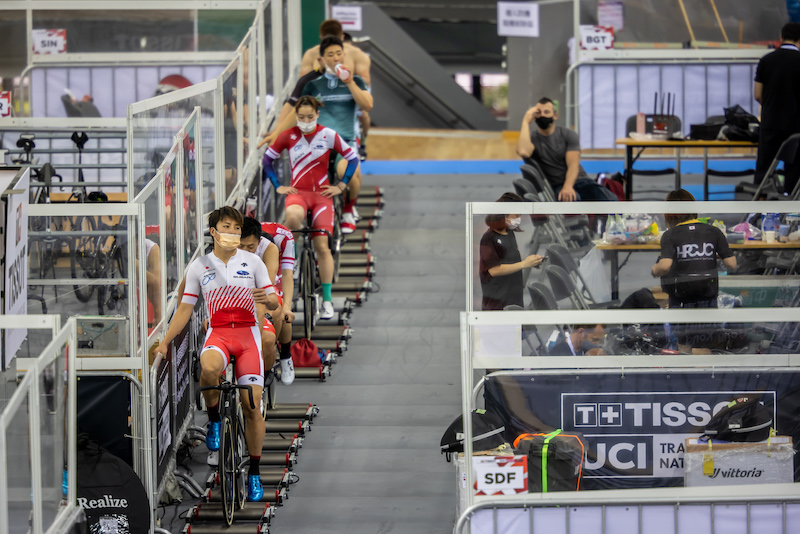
[38,348,67,527]
[282,0,291,84]
[222,66,240,200]
[261,2,275,119]
[197,10,254,52]
[31,10,195,53]
[5,393,32,534]
[29,64,226,118]
[27,211,128,320]
[142,181,163,336]
[471,207,800,312]
[163,149,180,309]
[182,121,200,265]
[241,43,252,167]
[130,93,215,198]
[480,368,800,491]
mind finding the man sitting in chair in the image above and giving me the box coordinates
[516,97,616,202]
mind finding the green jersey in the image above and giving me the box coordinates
[301,73,367,141]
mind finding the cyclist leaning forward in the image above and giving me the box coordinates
[263,94,360,320]
[155,207,278,502]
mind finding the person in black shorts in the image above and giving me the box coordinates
[479,192,544,310]
[651,189,737,352]
[754,22,800,192]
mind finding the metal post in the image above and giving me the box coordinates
[215,78,226,209]
[0,419,8,534]
[29,359,43,534]
[272,0,284,103]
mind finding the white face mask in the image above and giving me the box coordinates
[506,217,521,230]
[297,120,317,134]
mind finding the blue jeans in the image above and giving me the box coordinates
[555,178,618,201]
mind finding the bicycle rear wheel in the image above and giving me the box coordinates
[331,204,342,283]
[71,216,97,303]
[301,247,316,339]
[219,416,236,525]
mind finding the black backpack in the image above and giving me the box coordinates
[440,409,507,462]
[702,396,773,442]
[77,434,151,533]
[719,104,760,142]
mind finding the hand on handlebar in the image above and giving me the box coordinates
[283,306,295,323]
[277,185,297,195]
[320,185,343,198]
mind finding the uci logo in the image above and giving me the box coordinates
[236,271,250,276]
[202,273,216,285]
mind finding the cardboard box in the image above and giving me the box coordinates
[684,436,794,487]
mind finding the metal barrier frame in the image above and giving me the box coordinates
[0,315,78,534]
[1,2,301,531]
[564,57,763,150]
[459,199,800,532]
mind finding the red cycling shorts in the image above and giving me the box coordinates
[262,316,277,336]
[202,325,263,387]
[285,190,334,235]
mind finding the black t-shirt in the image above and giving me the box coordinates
[754,45,800,131]
[479,229,523,310]
[286,69,324,106]
[659,222,733,303]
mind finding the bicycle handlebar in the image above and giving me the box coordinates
[199,383,256,410]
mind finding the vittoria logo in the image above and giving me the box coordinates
[709,467,764,479]
[78,494,129,509]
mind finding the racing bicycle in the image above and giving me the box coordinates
[199,372,256,525]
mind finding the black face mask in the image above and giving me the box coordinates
[535,116,554,129]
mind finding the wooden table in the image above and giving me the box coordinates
[596,240,800,300]
[615,138,758,200]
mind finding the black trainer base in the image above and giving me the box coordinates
[206,487,282,504]
[190,502,271,522]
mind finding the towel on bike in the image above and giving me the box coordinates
[291,338,325,368]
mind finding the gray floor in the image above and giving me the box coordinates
[272,174,508,534]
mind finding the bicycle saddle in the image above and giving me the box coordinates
[71,131,89,151]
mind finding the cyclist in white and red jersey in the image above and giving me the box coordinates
[154,207,277,502]
[263,94,359,319]
[239,217,295,385]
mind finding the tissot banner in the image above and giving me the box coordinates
[484,371,800,489]
[3,168,30,369]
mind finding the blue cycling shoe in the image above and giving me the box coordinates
[247,474,264,502]
[205,421,220,451]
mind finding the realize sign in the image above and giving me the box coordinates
[32,29,67,55]
[473,455,528,495]
[579,25,615,50]
[0,92,10,117]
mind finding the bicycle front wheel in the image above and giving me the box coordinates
[235,403,248,509]
[219,416,236,525]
